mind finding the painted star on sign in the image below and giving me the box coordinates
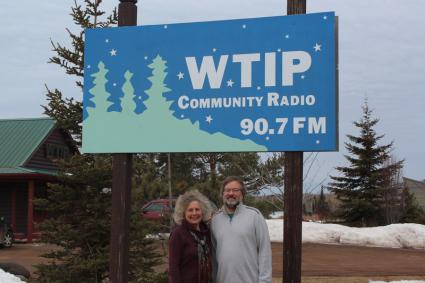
[105,39,109,43]
[285,34,290,39]
[206,115,213,124]
[177,72,184,80]
[227,79,234,87]
[213,48,217,52]
[313,43,321,52]
[110,49,117,56]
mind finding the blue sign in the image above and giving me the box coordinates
[82,12,337,153]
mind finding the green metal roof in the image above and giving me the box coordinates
[0,167,31,174]
[0,166,58,175]
[0,117,56,167]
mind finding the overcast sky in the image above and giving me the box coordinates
[1,0,424,186]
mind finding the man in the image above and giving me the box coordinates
[211,176,272,283]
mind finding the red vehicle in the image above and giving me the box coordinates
[141,198,175,221]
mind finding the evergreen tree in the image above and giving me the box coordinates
[328,100,403,226]
[155,153,201,197]
[35,1,165,282]
[188,153,231,207]
[32,155,112,282]
[400,187,425,224]
[219,153,261,186]
[133,154,168,202]
[199,152,261,206]
[43,0,117,145]
[190,153,230,206]
[128,212,168,283]
[32,155,166,283]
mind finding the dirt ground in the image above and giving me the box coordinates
[272,242,425,277]
[1,242,425,282]
[0,243,53,274]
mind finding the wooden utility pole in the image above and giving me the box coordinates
[168,153,173,232]
[284,2,306,282]
[109,1,137,282]
[283,152,303,282]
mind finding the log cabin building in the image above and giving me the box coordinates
[0,118,77,242]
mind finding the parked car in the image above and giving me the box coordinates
[0,216,14,248]
[141,198,176,221]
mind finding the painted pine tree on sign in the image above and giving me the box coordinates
[121,71,137,115]
[144,55,172,116]
[87,61,112,118]
[83,55,266,153]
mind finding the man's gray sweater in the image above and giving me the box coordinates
[211,204,272,283]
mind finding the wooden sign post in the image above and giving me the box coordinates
[284,3,306,283]
[109,2,137,282]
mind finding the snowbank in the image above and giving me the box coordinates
[267,220,425,249]
[0,269,25,283]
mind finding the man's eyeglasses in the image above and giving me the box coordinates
[223,188,242,194]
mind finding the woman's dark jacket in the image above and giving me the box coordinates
[168,219,212,283]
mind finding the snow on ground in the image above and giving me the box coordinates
[267,220,425,249]
[0,269,25,283]
[2,221,424,283]
[269,211,284,219]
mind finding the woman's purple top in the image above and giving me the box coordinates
[168,219,212,283]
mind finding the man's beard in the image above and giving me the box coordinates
[224,196,242,209]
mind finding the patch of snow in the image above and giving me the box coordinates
[145,232,170,240]
[0,269,25,283]
[267,220,425,249]
[269,211,284,219]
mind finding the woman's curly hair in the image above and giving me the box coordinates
[173,190,214,225]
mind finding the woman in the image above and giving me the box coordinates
[168,190,213,283]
